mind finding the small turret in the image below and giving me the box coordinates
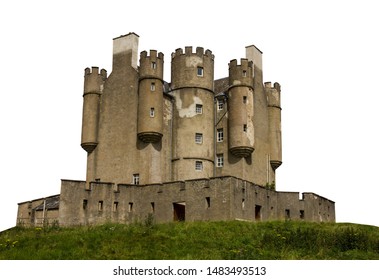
[265,82,282,169]
[137,50,164,143]
[228,59,255,157]
[81,67,107,153]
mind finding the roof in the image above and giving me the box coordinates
[34,195,60,211]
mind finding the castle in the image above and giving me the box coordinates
[16,33,335,226]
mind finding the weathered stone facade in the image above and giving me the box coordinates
[16,33,335,227]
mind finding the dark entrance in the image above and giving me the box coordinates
[255,205,262,221]
[173,202,185,222]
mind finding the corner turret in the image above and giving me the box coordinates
[81,66,107,153]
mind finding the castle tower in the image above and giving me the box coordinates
[137,50,164,142]
[81,67,107,153]
[227,59,254,157]
[265,82,282,170]
[170,47,215,180]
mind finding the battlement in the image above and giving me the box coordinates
[229,58,253,69]
[140,50,164,60]
[172,46,214,60]
[84,67,107,79]
[264,81,281,92]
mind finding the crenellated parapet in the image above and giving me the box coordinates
[139,50,164,81]
[170,46,214,91]
[228,58,254,90]
[84,67,107,95]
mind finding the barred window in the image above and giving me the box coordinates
[195,133,203,144]
[217,128,224,142]
[216,154,224,167]
[196,104,203,114]
[133,174,139,185]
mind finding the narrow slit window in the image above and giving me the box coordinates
[243,124,247,132]
[98,201,103,211]
[83,199,88,210]
[151,202,155,213]
[150,82,156,91]
[242,70,247,77]
[206,197,211,208]
[151,61,156,69]
[113,202,118,212]
[129,202,133,212]
[150,107,155,117]
[243,96,247,103]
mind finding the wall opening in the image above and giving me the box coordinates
[205,197,211,209]
[151,202,155,213]
[113,202,118,212]
[98,201,103,211]
[300,210,305,219]
[129,202,134,212]
[285,209,291,220]
[173,202,185,222]
[255,205,261,221]
[83,199,88,210]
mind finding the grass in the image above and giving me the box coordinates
[1,220,378,259]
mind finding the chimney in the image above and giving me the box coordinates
[112,32,139,70]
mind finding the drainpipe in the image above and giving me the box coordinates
[42,199,46,226]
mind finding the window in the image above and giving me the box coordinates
[133,174,139,185]
[195,133,203,144]
[217,128,224,142]
[243,96,247,103]
[150,82,156,91]
[197,66,204,76]
[217,100,224,110]
[83,199,88,210]
[242,199,245,209]
[151,61,156,69]
[243,124,247,132]
[285,209,291,220]
[195,104,203,114]
[151,202,155,213]
[242,70,247,77]
[206,197,211,209]
[98,201,103,211]
[113,202,118,212]
[300,210,305,219]
[128,202,133,212]
[195,161,203,171]
[150,107,155,117]
[216,154,224,167]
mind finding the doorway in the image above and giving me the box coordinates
[173,202,186,222]
[255,205,262,221]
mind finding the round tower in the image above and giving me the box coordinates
[228,59,254,157]
[266,82,282,170]
[137,50,164,143]
[81,67,107,153]
[170,47,215,180]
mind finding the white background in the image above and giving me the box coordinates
[1,0,378,231]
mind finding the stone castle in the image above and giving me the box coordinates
[17,33,335,226]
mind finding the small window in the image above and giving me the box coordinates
[195,104,203,114]
[216,154,224,167]
[98,201,103,211]
[217,100,224,110]
[133,174,140,185]
[242,70,247,77]
[150,107,155,117]
[195,161,203,171]
[285,209,291,220]
[151,202,155,213]
[113,202,118,212]
[206,197,211,208]
[197,66,204,76]
[150,82,156,91]
[128,202,133,212]
[217,128,224,142]
[300,210,305,219]
[243,124,247,132]
[195,133,203,144]
[83,199,88,210]
[151,61,156,69]
[243,96,247,103]
[242,199,245,210]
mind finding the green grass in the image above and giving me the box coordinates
[1,220,378,259]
